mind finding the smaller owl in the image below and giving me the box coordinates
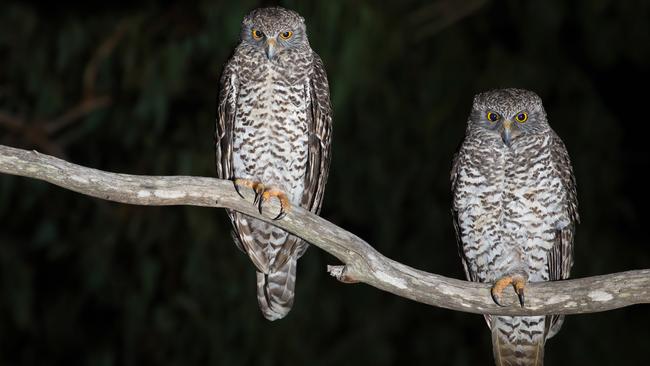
[451,89,578,365]
[215,7,332,321]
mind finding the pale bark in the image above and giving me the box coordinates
[1,144,648,316]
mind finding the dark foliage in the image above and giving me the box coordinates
[1,1,649,365]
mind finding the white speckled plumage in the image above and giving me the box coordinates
[451,89,578,365]
[216,7,332,321]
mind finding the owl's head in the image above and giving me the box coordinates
[240,7,308,60]
[469,88,548,147]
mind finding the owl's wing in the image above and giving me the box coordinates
[215,57,264,264]
[451,147,491,326]
[215,58,237,182]
[301,52,333,215]
[450,147,477,283]
[546,131,579,337]
[547,131,579,281]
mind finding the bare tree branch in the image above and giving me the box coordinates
[82,19,131,99]
[1,143,648,316]
[0,20,129,155]
[408,0,488,42]
[44,96,112,135]
[0,114,67,158]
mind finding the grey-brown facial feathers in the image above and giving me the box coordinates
[241,7,308,52]
[472,88,544,115]
[243,6,305,27]
[469,88,549,146]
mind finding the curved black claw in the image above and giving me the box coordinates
[257,197,265,215]
[515,287,525,307]
[273,208,287,221]
[253,191,263,206]
[233,181,246,199]
[491,293,506,307]
[490,275,528,307]
[257,190,290,221]
[257,197,287,220]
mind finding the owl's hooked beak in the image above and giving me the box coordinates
[265,38,278,60]
[501,119,514,147]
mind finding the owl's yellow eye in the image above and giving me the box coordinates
[515,112,528,123]
[279,31,293,40]
[252,29,264,40]
[487,112,500,122]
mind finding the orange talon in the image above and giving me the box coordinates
[233,179,265,204]
[491,276,513,306]
[232,179,290,220]
[258,188,290,220]
[513,277,526,307]
[491,274,527,307]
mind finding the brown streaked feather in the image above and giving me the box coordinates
[274,52,333,267]
[302,52,333,215]
[451,148,489,326]
[546,131,579,338]
[215,58,237,182]
[256,254,298,321]
[492,320,545,366]
[550,131,579,226]
[450,149,475,281]
[215,55,271,273]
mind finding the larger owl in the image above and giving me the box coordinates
[215,7,332,320]
[451,89,578,365]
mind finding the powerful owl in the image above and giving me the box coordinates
[451,89,578,365]
[215,7,332,320]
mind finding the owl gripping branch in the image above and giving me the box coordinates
[1,143,649,316]
[215,7,334,320]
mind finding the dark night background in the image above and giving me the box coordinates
[1,0,649,365]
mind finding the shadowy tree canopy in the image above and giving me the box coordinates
[1,1,649,365]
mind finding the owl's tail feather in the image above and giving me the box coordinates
[256,255,297,321]
[491,316,545,366]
